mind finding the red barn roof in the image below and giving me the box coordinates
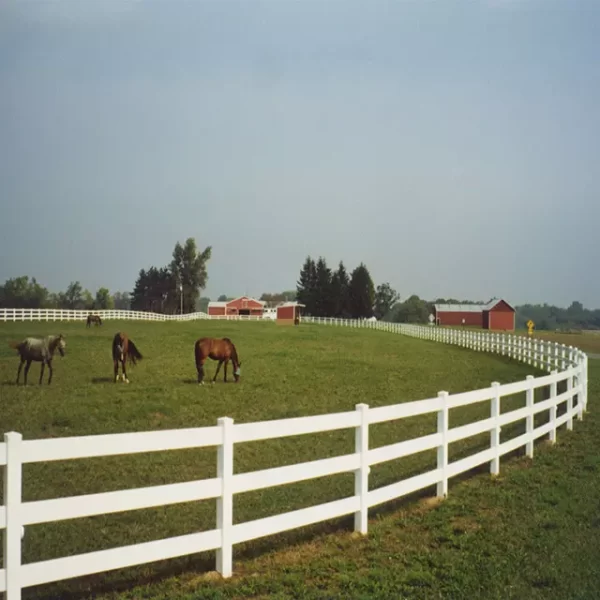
[434,298,515,313]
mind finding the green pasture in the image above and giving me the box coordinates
[0,321,595,599]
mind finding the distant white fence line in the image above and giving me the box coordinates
[0,308,267,322]
[0,319,589,599]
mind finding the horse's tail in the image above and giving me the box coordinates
[8,341,20,351]
[127,339,143,365]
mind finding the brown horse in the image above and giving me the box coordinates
[194,337,241,384]
[9,334,66,385]
[86,314,102,327]
[112,332,143,383]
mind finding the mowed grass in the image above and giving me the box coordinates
[527,330,600,356]
[0,321,592,599]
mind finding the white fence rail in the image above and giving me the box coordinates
[0,319,589,599]
[0,308,271,322]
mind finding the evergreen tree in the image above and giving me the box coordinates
[130,267,176,313]
[331,261,350,318]
[314,256,333,316]
[348,263,375,318]
[296,256,317,315]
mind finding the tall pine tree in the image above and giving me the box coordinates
[331,261,350,318]
[314,257,333,317]
[348,263,375,318]
[296,256,317,315]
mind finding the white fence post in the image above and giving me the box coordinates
[526,375,535,459]
[437,391,449,498]
[216,417,234,578]
[490,382,501,475]
[583,355,588,414]
[4,432,23,600]
[567,371,574,431]
[354,403,369,534]
[549,371,557,444]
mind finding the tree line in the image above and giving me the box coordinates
[0,276,131,311]
[130,237,211,314]
[4,239,599,329]
[516,301,600,331]
[0,237,212,314]
[295,256,401,320]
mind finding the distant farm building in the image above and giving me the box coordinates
[276,302,305,326]
[433,298,515,331]
[207,296,266,317]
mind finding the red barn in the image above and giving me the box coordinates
[207,296,265,317]
[276,302,305,326]
[433,298,515,331]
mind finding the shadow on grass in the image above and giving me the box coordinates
[181,379,238,385]
[24,458,509,600]
[90,377,114,384]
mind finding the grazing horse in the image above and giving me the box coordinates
[9,334,66,385]
[112,332,143,383]
[194,337,241,384]
[86,314,102,327]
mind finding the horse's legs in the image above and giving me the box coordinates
[197,358,206,384]
[122,358,129,383]
[121,356,129,383]
[47,360,53,384]
[114,358,120,382]
[223,359,229,382]
[16,357,25,384]
[39,362,45,384]
[213,360,223,383]
[23,359,32,385]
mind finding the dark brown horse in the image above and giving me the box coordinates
[86,314,102,327]
[9,334,66,385]
[194,337,241,384]
[112,332,143,383]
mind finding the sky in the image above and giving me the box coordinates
[0,0,598,308]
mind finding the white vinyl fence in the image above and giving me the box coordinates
[0,319,589,599]
[0,308,271,322]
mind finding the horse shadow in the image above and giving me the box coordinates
[91,377,114,384]
[181,378,236,384]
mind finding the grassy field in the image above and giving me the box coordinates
[445,324,600,356]
[0,321,596,599]
[526,330,600,356]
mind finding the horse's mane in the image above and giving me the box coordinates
[47,334,64,351]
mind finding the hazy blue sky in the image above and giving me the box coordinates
[1,0,598,308]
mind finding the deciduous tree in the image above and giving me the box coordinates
[169,238,212,313]
[95,287,114,310]
[374,283,400,320]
